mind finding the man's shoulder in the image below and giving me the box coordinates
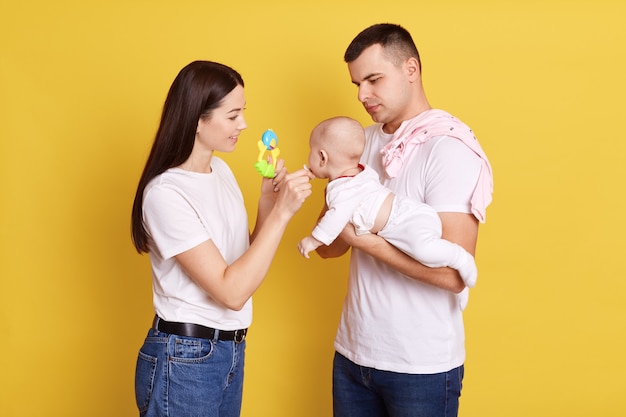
[428,135,482,161]
[364,123,384,138]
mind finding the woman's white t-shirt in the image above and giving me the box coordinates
[142,157,251,330]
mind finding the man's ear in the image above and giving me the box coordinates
[406,57,421,82]
[319,149,329,166]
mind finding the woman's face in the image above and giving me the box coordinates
[195,85,247,154]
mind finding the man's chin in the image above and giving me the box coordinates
[369,112,384,123]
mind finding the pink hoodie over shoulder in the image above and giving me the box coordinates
[380,109,493,223]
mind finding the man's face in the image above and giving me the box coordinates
[347,44,412,133]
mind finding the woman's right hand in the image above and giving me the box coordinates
[273,168,315,219]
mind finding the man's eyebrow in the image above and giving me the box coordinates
[352,72,382,86]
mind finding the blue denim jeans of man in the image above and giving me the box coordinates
[135,328,246,417]
[333,352,463,417]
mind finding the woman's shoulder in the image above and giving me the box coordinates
[144,168,195,201]
[210,156,236,177]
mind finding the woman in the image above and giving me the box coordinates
[130,60,313,417]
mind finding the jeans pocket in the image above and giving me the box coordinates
[135,351,157,414]
[171,337,214,363]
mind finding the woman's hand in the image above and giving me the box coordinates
[271,159,288,192]
[260,159,286,194]
[273,167,315,219]
[253,160,314,243]
[258,158,286,216]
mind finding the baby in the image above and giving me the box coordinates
[298,116,478,299]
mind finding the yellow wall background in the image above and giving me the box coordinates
[1,0,624,416]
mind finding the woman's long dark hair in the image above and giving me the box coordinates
[131,61,244,253]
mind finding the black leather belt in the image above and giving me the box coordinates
[152,316,247,343]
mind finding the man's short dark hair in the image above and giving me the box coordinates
[344,23,421,70]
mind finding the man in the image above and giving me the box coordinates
[316,23,493,417]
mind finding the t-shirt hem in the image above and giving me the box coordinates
[334,342,465,375]
[160,235,211,260]
[429,203,471,214]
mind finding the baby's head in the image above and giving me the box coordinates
[308,117,365,180]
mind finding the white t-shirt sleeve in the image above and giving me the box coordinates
[312,180,361,245]
[143,184,211,260]
[421,137,482,214]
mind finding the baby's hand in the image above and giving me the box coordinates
[297,238,311,259]
[297,236,320,259]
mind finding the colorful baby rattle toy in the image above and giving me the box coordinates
[254,129,281,178]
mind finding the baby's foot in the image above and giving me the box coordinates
[458,287,469,311]
[456,250,477,288]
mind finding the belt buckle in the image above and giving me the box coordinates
[234,329,246,344]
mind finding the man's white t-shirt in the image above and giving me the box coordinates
[142,157,251,330]
[334,122,482,374]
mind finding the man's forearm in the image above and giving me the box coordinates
[315,237,351,258]
[346,231,465,293]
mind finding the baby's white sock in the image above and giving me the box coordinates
[450,246,477,288]
[458,287,469,311]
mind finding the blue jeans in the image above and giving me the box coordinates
[135,328,246,417]
[333,352,463,417]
